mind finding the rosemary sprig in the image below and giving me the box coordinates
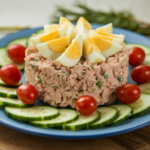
[51,1,150,35]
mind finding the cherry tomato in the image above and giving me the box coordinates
[7,44,26,63]
[116,84,141,104]
[17,84,38,104]
[129,47,145,66]
[0,64,21,85]
[75,95,97,116]
[131,65,150,84]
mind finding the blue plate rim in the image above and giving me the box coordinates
[0,24,150,139]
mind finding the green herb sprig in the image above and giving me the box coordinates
[96,79,102,89]
[30,63,35,69]
[51,1,150,35]
[52,86,59,91]
[39,76,42,83]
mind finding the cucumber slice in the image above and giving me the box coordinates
[88,107,119,129]
[123,41,127,45]
[129,93,150,118]
[30,109,78,128]
[143,55,150,66]
[0,79,22,87]
[26,35,33,47]
[6,38,27,49]
[0,86,17,99]
[126,43,150,55]
[61,111,100,130]
[36,29,44,34]
[111,104,133,125]
[0,97,33,108]
[0,48,25,70]
[138,83,150,94]
[5,106,59,121]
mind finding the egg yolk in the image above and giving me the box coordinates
[83,36,101,55]
[92,33,112,51]
[65,40,82,59]
[40,30,59,42]
[47,36,70,53]
[99,35,113,41]
[96,30,115,37]
[96,28,103,32]
[60,17,75,28]
[49,24,61,31]
[76,17,92,31]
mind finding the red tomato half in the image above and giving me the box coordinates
[129,47,145,66]
[75,95,97,116]
[116,84,141,104]
[17,84,38,104]
[0,64,21,85]
[7,44,26,63]
[131,65,150,84]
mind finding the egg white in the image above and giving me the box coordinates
[44,25,52,33]
[98,23,113,33]
[36,43,62,59]
[84,51,106,63]
[102,43,123,58]
[112,38,124,44]
[77,24,89,34]
[66,25,78,40]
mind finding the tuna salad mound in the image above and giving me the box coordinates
[25,44,128,108]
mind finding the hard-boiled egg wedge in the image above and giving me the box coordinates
[36,36,70,59]
[31,25,66,45]
[44,24,61,33]
[96,23,113,33]
[96,30,125,40]
[99,35,123,44]
[66,25,78,41]
[56,34,83,67]
[76,17,92,34]
[89,32,123,58]
[82,34,106,63]
[59,17,75,28]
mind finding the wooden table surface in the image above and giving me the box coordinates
[0,123,150,150]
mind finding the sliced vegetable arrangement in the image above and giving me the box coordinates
[0,78,150,130]
[0,20,150,131]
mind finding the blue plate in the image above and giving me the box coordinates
[0,24,150,139]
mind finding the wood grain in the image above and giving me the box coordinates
[1,124,150,150]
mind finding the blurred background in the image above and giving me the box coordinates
[1,0,150,38]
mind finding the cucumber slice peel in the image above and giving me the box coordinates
[126,43,150,55]
[0,97,33,108]
[138,83,150,94]
[129,93,150,118]
[6,38,27,49]
[26,35,33,47]
[0,79,22,87]
[36,29,44,34]
[0,48,25,70]
[0,86,17,99]
[143,55,150,66]
[88,107,119,129]
[5,106,59,121]
[111,104,133,125]
[61,111,100,130]
[30,109,78,128]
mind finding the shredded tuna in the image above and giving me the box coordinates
[25,44,129,108]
